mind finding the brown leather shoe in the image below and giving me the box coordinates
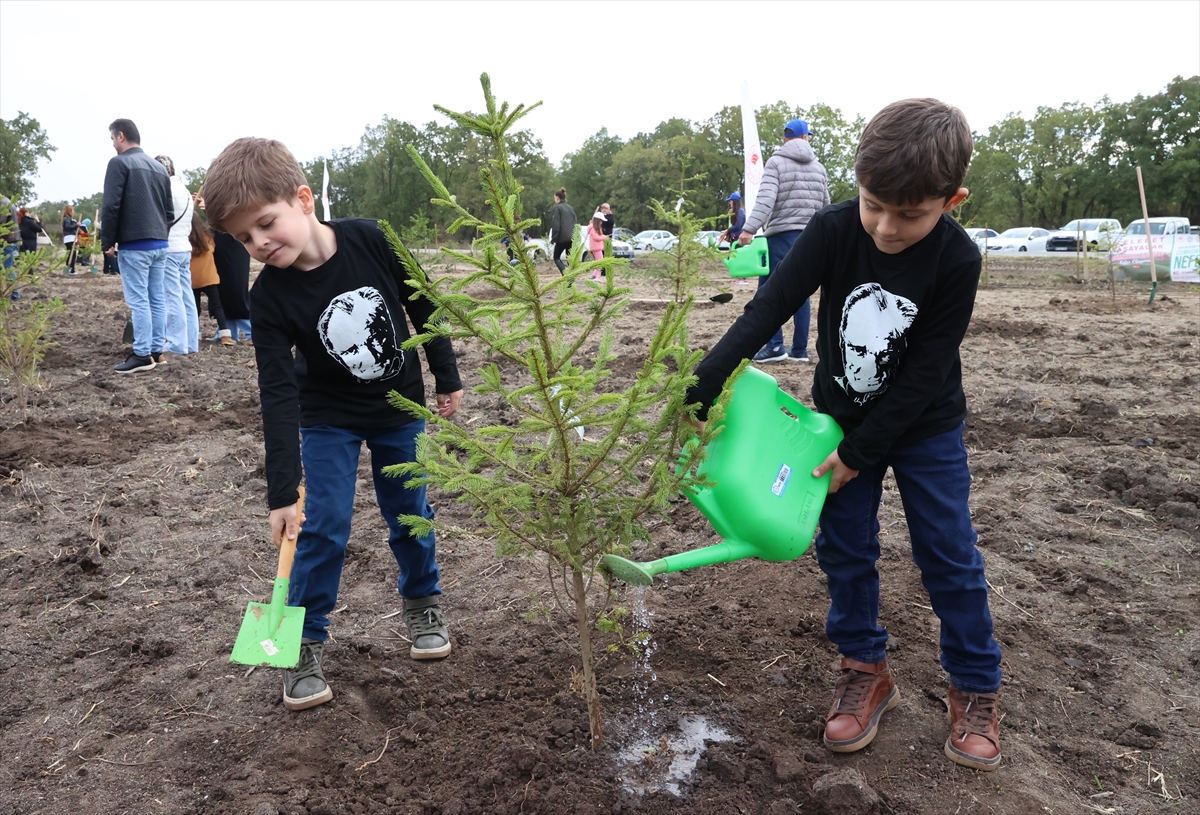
[945,687,1002,770]
[823,657,900,752]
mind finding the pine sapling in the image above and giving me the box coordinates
[643,159,723,304]
[380,74,720,747]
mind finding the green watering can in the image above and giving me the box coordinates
[604,366,843,585]
[723,236,770,278]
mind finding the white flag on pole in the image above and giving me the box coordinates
[321,160,331,222]
[740,81,764,224]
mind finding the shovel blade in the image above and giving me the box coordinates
[230,601,305,668]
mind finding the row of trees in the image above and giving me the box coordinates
[960,75,1198,232]
[5,76,1196,240]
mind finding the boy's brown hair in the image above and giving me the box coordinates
[854,98,973,206]
[201,137,308,231]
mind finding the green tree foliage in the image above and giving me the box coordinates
[301,116,555,241]
[381,74,716,748]
[182,167,207,195]
[960,76,1198,231]
[559,128,623,227]
[0,112,56,203]
[1095,75,1199,224]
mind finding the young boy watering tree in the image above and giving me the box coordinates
[202,137,464,711]
[687,98,1003,770]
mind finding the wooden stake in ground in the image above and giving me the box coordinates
[1135,167,1158,304]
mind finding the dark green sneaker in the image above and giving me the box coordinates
[403,595,452,660]
[282,638,333,710]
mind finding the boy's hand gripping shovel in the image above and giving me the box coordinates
[604,366,843,585]
[230,487,306,668]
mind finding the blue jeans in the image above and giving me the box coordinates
[162,251,198,354]
[756,229,810,356]
[290,421,440,641]
[118,247,168,358]
[3,243,17,270]
[815,423,1002,693]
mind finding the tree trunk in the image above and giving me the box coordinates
[572,566,603,747]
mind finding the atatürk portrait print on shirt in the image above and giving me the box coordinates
[318,286,403,381]
[834,282,919,406]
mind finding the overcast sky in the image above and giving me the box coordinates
[3,0,1198,204]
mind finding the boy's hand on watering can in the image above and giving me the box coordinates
[814,450,859,494]
[269,502,304,548]
[738,233,754,247]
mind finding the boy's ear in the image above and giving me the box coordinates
[942,187,969,213]
[296,185,315,215]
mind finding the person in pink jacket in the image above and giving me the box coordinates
[585,211,607,280]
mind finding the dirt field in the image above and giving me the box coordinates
[1,254,1197,815]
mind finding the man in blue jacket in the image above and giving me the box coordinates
[102,118,173,373]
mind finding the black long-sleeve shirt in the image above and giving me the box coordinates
[251,219,463,509]
[688,198,981,471]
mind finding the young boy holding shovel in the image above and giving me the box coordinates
[202,137,464,710]
[687,99,1004,770]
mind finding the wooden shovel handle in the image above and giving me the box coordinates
[276,485,305,580]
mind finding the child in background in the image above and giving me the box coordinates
[76,218,94,272]
[687,98,1003,771]
[585,211,606,280]
[201,136,464,711]
[187,211,235,347]
[62,205,80,275]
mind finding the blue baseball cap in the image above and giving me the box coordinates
[784,119,810,138]
[726,192,741,201]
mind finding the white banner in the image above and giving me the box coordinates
[1169,234,1199,282]
[740,81,763,222]
[321,160,331,222]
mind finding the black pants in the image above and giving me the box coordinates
[103,252,120,275]
[553,240,572,274]
[194,285,229,332]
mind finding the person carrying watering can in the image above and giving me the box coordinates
[687,99,1003,772]
[202,137,465,711]
[741,118,830,363]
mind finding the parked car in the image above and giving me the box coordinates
[1044,218,1122,252]
[524,236,550,259]
[1111,216,1194,280]
[694,230,730,250]
[632,230,678,252]
[986,227,1050,253]
[573,225,635,260]
[609,235,635,260]
[963,227,998,253]
[611,227,638,244]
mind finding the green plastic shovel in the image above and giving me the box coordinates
[230,487,306,668]
[604,366,843,585]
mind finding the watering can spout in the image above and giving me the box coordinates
[604,366,844,586]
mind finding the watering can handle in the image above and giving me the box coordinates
[775,387,810,421]
[276,486,306,580]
